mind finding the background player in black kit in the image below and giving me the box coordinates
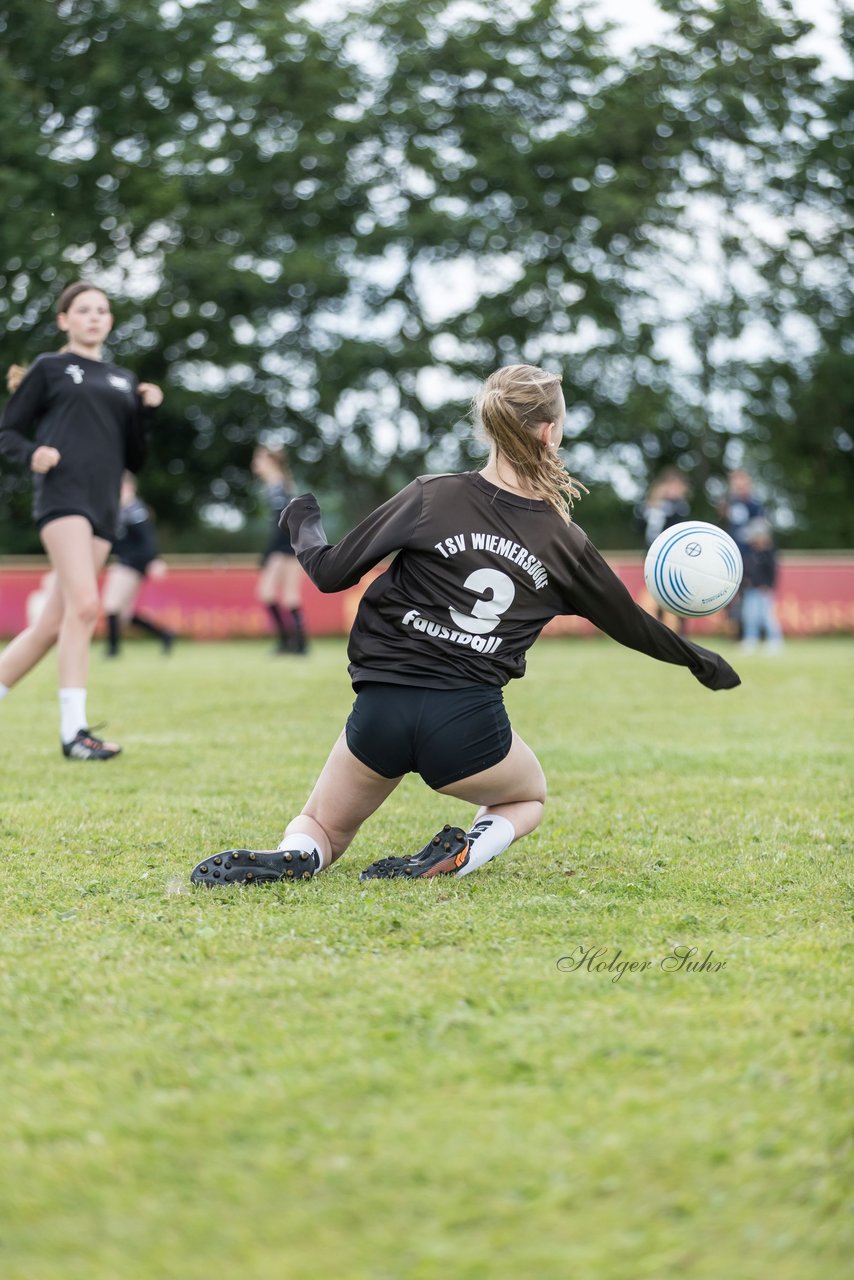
[191,363,740,886]
[0,282,163,759]
[252,444,308,654]
[102,472,175,658]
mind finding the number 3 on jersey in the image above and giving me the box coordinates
[449,568,516,635]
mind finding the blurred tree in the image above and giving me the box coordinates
[0,0,375,548]
[750,334,854,547]
[0,0,850,551]
[330,0,694,540]
[746,8,854,546]
[604,0,853,538]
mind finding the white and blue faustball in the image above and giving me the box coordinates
[644,521,743,618]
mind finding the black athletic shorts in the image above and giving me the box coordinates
[260,527,295,565]
[115,551,155,575]
[345,682,512,790]
[37,508,115,543]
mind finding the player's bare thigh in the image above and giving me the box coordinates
[279,555,304,610]
[41,516,112,606]
[295,730,404,858]
[257,552,287,603]
[435,731,546,807]
[102,563,143,618]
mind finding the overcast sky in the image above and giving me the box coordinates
[596,0,848,72]
[307,0,849,69]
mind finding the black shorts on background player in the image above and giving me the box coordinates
[260,525,295,564]
[259,480,295,563]
[114,496,159,574]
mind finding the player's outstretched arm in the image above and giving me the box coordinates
[284,482,424,593]
[568,539,741,690]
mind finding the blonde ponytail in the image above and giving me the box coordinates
[474,364,586,523]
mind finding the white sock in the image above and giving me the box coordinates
[0,683,9,701]
[456,814,516,877]
[278,829,327,873]
[59,688,87,744]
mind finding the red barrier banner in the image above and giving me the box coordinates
[541,556,854,638]
[0,554,852,639]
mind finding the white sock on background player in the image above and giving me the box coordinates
[278,830,326,873]
[0,683,9,701]
[59,687,87,743]
[456,814,516,878]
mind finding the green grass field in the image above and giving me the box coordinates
[0,636,850,1280]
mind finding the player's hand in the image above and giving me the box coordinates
[138,383,164,409]
[702,660,741,690]
[31,446,61,474]
[149,558,168,581]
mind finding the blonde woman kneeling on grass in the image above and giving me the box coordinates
[191,364,739,886]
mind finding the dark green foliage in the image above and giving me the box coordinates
[0,0,850,550]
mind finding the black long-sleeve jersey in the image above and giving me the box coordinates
[284,472,741,692]
[0,352,156,538]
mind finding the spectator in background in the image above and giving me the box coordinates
[637,467,692,548]
[719,469,766,639]
[741,518,784,654]
[637,466,692,635]
[252,444,308,655]
[721,469,765,554]
[102,472,175,657]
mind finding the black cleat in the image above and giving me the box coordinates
[359,824,469,881]
[274,635,308,656]
[190,848,316,886]
[61,728,122,761]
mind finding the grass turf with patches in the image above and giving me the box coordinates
[0,637,850,1279]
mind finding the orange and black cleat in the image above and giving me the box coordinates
[359,824,469,880]
[190,849,316,886]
